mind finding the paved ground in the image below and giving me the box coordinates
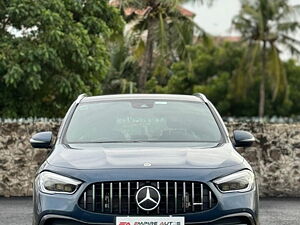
[0,198,299,225]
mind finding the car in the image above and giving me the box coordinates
[31,93,259,225]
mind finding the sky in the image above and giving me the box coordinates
[183,0,300,60]
[184,0,241,36]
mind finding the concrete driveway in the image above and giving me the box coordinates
[0,198,299,225]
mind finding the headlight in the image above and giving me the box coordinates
[213,170,255,193]
[38,171,82,194]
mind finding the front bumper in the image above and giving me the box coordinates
[39,212,255,225]
[34,167,259,225]
[34,182,258,225]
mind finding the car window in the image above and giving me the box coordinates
[64,100,222,143]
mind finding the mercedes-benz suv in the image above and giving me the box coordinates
[31,94,259,225]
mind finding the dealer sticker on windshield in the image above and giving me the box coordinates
[116,217,185,225]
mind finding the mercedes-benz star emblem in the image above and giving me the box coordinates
[135,186,161,211]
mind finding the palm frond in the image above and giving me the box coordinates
[268,44,287,100]
[277,22,300,33]
[158,12,168,56]
[280,34,300,45]
[279,34,300,56]
[285,42,300,56]
[184,15,207,37]
[232,41,260,98]
[132,39,145,60]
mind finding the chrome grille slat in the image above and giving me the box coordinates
[128,182,130,214]
[136,182,139,214]
[110,183,113,213]
[79,180,217,215]
[157,182,160,214]
[166,181,169,214]
[92,184,95,211]
[191,182,195,212]
[101,183,104,212]
[119,182,122,213]
[183,182,186,212]
[201,183,204,211]
[83,192,87,209]
[174,181,178,213]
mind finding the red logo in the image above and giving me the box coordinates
[119,222,130,225]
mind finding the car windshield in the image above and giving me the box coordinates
[64,100,222,143]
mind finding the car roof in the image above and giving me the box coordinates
[80,94,204,103]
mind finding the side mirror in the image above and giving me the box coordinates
[30,131,53,149]
[233,130,255,147]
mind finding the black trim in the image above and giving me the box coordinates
[205,101,228,143]
[59,102,80,145]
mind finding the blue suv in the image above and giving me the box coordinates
[31,94,259,225]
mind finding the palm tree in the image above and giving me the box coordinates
[111,0,206,92]
[104,40,139,94]
[232,0,300,118]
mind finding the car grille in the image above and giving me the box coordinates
[78,181,217,215]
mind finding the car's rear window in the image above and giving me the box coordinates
[64,100,222,143]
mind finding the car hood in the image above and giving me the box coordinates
[46,142,244,170]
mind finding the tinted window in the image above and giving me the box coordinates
[65,100,222,143]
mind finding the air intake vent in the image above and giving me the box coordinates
[78,181,217,215]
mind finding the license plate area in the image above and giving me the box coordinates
[116,216,185,225]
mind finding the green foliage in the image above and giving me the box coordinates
[116,0,205,91]
[160,40,300,117]
[0,0,124,117]
[1,0,300,118]
[285,60,300,116]
[164,41,244,94]
[232,0,300,117]
[193,72,231,114]
[103,39,139,94]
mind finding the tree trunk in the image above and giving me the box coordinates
[259,41,267,118]
[138,19,155,93]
